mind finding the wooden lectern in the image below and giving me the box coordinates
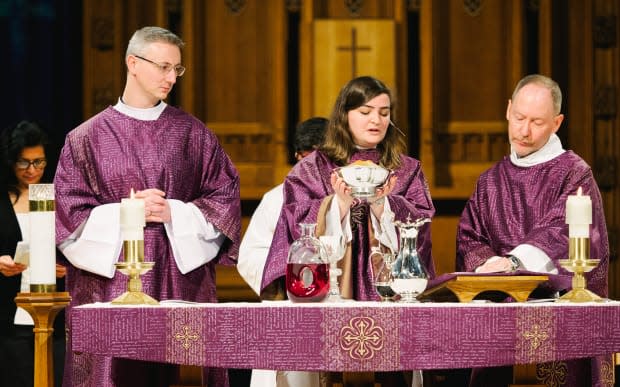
[14,292,71,387]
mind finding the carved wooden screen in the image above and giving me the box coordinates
[419,0,522,199]
[311,20,396,117]
[299,0,408,133]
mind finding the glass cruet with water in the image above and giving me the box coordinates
[391,216,431,302]
[285,223,330,302]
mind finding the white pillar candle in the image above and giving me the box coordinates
[120,189,145,241]
[565,187,592,238]
[29,184,56,288]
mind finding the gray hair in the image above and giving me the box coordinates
[125,26,185,58]
[511,74,562,115]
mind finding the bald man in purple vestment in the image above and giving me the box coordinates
[54,27,240,387]
[457,74,610,387]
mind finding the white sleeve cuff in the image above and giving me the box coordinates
[58,203,122,278]
[327,197,352,242]
[509,244,558,274]
[164,200,225,274]
[370,200,398,253]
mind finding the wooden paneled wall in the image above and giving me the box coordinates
[420,0,519,199]
[299,0,408,129]
[585,0,619,297]
[188,1,290,198]
[82,0,620,298]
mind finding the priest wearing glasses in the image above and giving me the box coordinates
[54,26,240,387]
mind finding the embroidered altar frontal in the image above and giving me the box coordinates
[71,301,620,371]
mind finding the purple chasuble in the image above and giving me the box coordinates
[54,106,241,387]
[457,151,610,387]
[261,148,435,301]
[457,151,608,296]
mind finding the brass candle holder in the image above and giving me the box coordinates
[111,240,158,305]
[557,237,602,303]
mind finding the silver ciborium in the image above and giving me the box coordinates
[336,161,390,198]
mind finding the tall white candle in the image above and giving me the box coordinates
[29,184,56,289]
[120,189,145,241]
[565,187,592,238]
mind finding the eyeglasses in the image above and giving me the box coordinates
[15,158,47,170]
[134,55,186,77]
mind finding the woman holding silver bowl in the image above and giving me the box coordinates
[260,75,435,386]
[262,75,436,302]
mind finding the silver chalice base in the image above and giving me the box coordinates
[350,185,378,198]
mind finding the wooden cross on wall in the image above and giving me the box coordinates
[337,28,371,78]
[310,20,395,118]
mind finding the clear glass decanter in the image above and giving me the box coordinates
[391,216,431,302]
[286,223,330,302]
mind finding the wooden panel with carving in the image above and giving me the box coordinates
[180,1,290,195]
[300,0,408,137]
[312,20,396,118]
[82,0,122,119]
[207,122,287,199]
[420,0,521,199]
[424,121,509,198]
[311,0,396,18]
[200,1,287,124]
[588,0,619,298]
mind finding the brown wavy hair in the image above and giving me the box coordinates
[320,76,406,170]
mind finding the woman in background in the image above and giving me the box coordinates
[0,120,66,387]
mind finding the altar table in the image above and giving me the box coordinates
[71,300,620,372]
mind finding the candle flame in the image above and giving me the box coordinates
[577,186,583,196]
[130,188,135,199]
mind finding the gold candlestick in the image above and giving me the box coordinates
[111,240,158,305]
[557,237,602,303]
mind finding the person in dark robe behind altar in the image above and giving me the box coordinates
[456,74,610,387]
[261,75,435,387]
[53,26,240,387]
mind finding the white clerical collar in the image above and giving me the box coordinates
[510,133,565,167]
[113,98,167,121]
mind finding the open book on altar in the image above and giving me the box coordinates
[419,271,573,303]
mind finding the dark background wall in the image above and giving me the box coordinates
[1,0,83,169]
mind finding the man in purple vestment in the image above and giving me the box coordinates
[54,26,240,387]
[457,74,611,386]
